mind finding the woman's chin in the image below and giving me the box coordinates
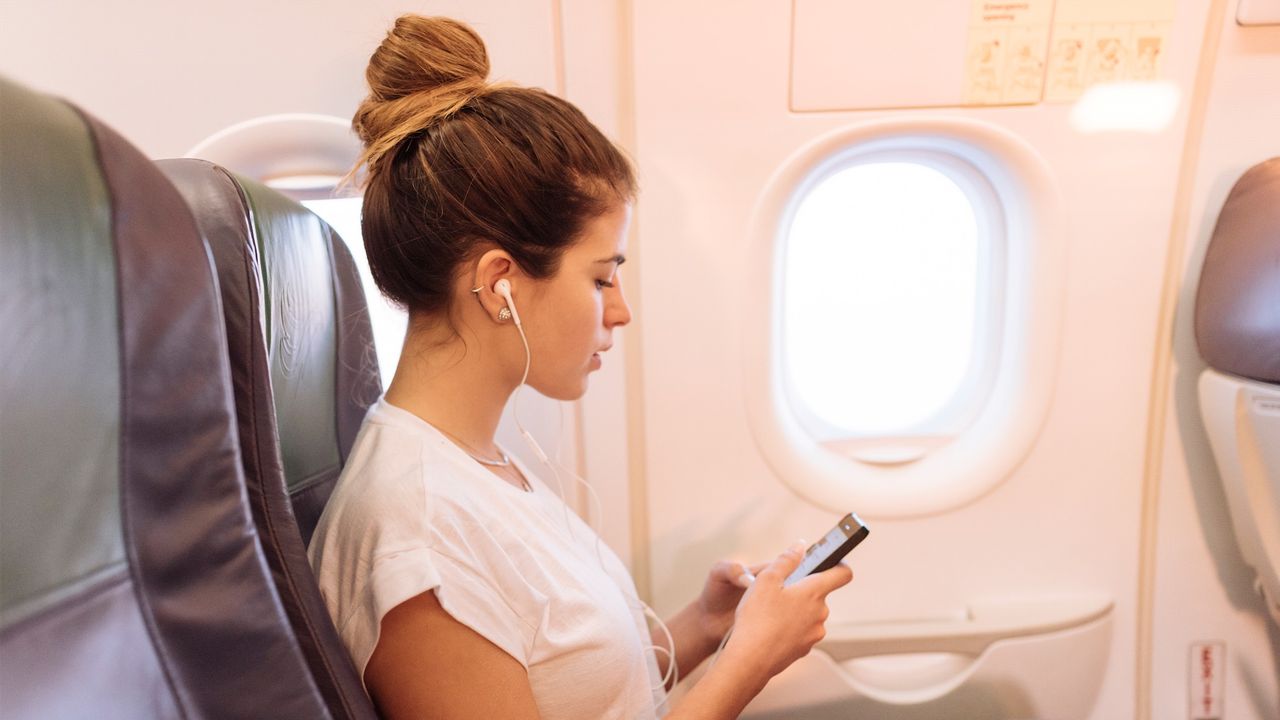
[528,376,590,402]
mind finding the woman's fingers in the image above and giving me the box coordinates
[707,560,756,589]
[726,561,776,587]
[794,562,853,595]
[755,542,808,584]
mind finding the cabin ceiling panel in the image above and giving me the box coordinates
[0,0,560,159]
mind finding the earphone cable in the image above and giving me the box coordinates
[508,317,678,693]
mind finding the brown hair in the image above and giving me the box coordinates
[352,15,636,317]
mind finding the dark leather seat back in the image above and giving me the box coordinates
[1195,157,1280,383]
[1193,157,1280,625]
[0,78,330,719]
[158,158,381,719]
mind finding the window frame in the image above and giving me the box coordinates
[744,118,1066,517]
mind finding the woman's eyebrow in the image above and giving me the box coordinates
[595,254,626,265]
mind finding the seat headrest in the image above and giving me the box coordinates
[1194,157,1280,384]
[156,159,380,544]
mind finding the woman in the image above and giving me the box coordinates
[308,15,852,719]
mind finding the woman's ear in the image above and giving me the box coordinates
[471,249,517,322]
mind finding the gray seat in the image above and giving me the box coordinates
[158,158,381,719]
[1194,157,1280,625]
[0,77,331,718]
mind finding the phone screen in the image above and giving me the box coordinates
[783,513,869,586]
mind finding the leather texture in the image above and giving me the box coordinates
[330,217,383,471]
[158,158,380,720]
[240,177,381,541]
[0,77,330,719]
[0,77,123,626]
[1,569,179,719]
[91,108,330,720]
[252,176,344,489]
[1195,157,1280,383]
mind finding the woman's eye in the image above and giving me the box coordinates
[595,279,615,290]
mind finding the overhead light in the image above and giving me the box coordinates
[264,173,344,192]
[1070,81,1181,134]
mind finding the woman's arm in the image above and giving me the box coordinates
[364,590,541,720]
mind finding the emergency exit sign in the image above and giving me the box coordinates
[1189,641,1225,720]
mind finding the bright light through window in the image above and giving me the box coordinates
[782,161,982,439]
[302,197,406,384]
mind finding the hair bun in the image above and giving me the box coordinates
[352,15,491,176]
[366,15,489,104]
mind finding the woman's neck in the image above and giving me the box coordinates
[383,318,518,456]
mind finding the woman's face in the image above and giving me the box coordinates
[521,201,633,400]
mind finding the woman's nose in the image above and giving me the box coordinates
[607,284,632,328]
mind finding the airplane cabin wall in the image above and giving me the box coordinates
[1,1,1277,718]
[0,1,559,160]
[618,0,1278,717]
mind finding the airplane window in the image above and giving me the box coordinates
[780,155,1001,462]
[747,123,1062,515]
[302,197,406,383]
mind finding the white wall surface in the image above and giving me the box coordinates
[622,0,1276,717]
[0,0,558,160]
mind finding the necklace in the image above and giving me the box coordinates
[467,449,512,467]
[458,445,531,492]
[434,426,512,467]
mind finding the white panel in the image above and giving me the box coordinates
[1199,372,1280,624]
[1238,0,1280,24]
[790,0,972,110]
[0,0,559,160]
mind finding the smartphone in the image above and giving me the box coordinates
[782,512,869,586]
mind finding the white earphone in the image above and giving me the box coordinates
[494,278,522,327]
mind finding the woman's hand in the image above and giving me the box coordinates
[694,560,762,646]
[721,543,853,680]
[665,545,854,719]
[654,560,762,687]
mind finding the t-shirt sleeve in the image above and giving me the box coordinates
[340,520,543,679]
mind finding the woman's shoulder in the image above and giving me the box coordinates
[315,403,499,545]
[330,413,426,504]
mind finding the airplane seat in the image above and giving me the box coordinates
[156,158,381,719]
[0,77,330,718]
[1193,156,1280,625]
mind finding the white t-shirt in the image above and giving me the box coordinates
[308,398,668,719]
